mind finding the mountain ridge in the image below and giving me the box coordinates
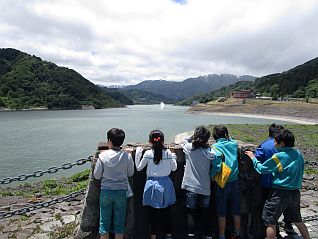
[120,74,256,100]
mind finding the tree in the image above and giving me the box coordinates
[0,97,5,107]
[270,84,280,100]
[293,89,305,98]
[305,79,318,98]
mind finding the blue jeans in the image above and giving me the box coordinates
[99,189,127,234]
[184,190,210,209]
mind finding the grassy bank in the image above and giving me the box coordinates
[206,124,318,166]
[0,169,90,198]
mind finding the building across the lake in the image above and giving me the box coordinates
[231,89,252,99]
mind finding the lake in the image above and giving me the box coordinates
[0,105,292,181]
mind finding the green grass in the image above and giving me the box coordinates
[0,170,90,197]
[70,169,90,182]
[49,222,77,239]
[206,124,318,162]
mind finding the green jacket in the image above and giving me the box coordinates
[210,138,239,182]
[252,147,304,190]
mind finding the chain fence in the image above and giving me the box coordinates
[0,156,317,220]
[0,189,86,219]
[0,156,92,185]
[305,160,318,166]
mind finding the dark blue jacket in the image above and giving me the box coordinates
[254,137,276,188]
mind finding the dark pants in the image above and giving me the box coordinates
[148,206,171,239]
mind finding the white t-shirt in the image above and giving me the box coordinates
[135,148,177,177]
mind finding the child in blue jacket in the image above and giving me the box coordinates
[245,129,310,239]
[210,125,240,239]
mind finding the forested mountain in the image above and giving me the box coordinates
[177,81,254,105]
[0,48,121,109]
[100,87,134,105]
[121,74,256,100]
[100,87,175,105]
[122,89,176,104]
[254,57,318,99]
[178,57,318,105]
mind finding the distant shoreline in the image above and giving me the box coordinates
[189,111,318,125]
[187,99,318,125]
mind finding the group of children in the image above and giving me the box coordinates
[92,125,310,239]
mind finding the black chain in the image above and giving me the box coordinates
[0,156,92,185]
[305,160,318,166]
[303,214,318,222]
[0,189,86,219]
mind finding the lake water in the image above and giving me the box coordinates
[0,105,292,181]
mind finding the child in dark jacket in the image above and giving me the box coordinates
[245,129,310,239]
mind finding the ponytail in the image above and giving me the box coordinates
[149,130,166,164]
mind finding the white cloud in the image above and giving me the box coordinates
[0,0,317,85]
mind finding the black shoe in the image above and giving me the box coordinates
[284,222,297,235]
[276,233,283,239]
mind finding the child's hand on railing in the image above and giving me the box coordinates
[245,150,255,159]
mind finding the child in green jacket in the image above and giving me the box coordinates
[210,125,240,239]
[245,129,310,239]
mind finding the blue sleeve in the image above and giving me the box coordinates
[254,144,264,161]
[210,155,222,178]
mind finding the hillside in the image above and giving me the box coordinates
[101,87,176,104]
[121,74,256,100]
[120,89,176,104]
[178,57,318,105]
[0,48,121,110]
[255,57,318,98]
[177,80,254,105]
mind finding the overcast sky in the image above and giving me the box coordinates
[0,0,318,86]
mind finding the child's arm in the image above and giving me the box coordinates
[127,153,134,177]
[169,150,177,171]
[135,147,148,171]
[245,151,282,174]
[210,155,222,178]
[254,144,265,161]
[93,157,103,180]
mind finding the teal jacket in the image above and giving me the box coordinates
[210,138,239,182]
[252,147,304,190]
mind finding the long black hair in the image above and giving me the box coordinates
[192,126,211,150]
[149,130,166,165]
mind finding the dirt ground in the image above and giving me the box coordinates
[189,99,318,121]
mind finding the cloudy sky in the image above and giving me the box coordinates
[0,0,318,86]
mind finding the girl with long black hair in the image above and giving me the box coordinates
[135,130,177,239]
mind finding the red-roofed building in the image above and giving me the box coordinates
[231,89,252,99]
